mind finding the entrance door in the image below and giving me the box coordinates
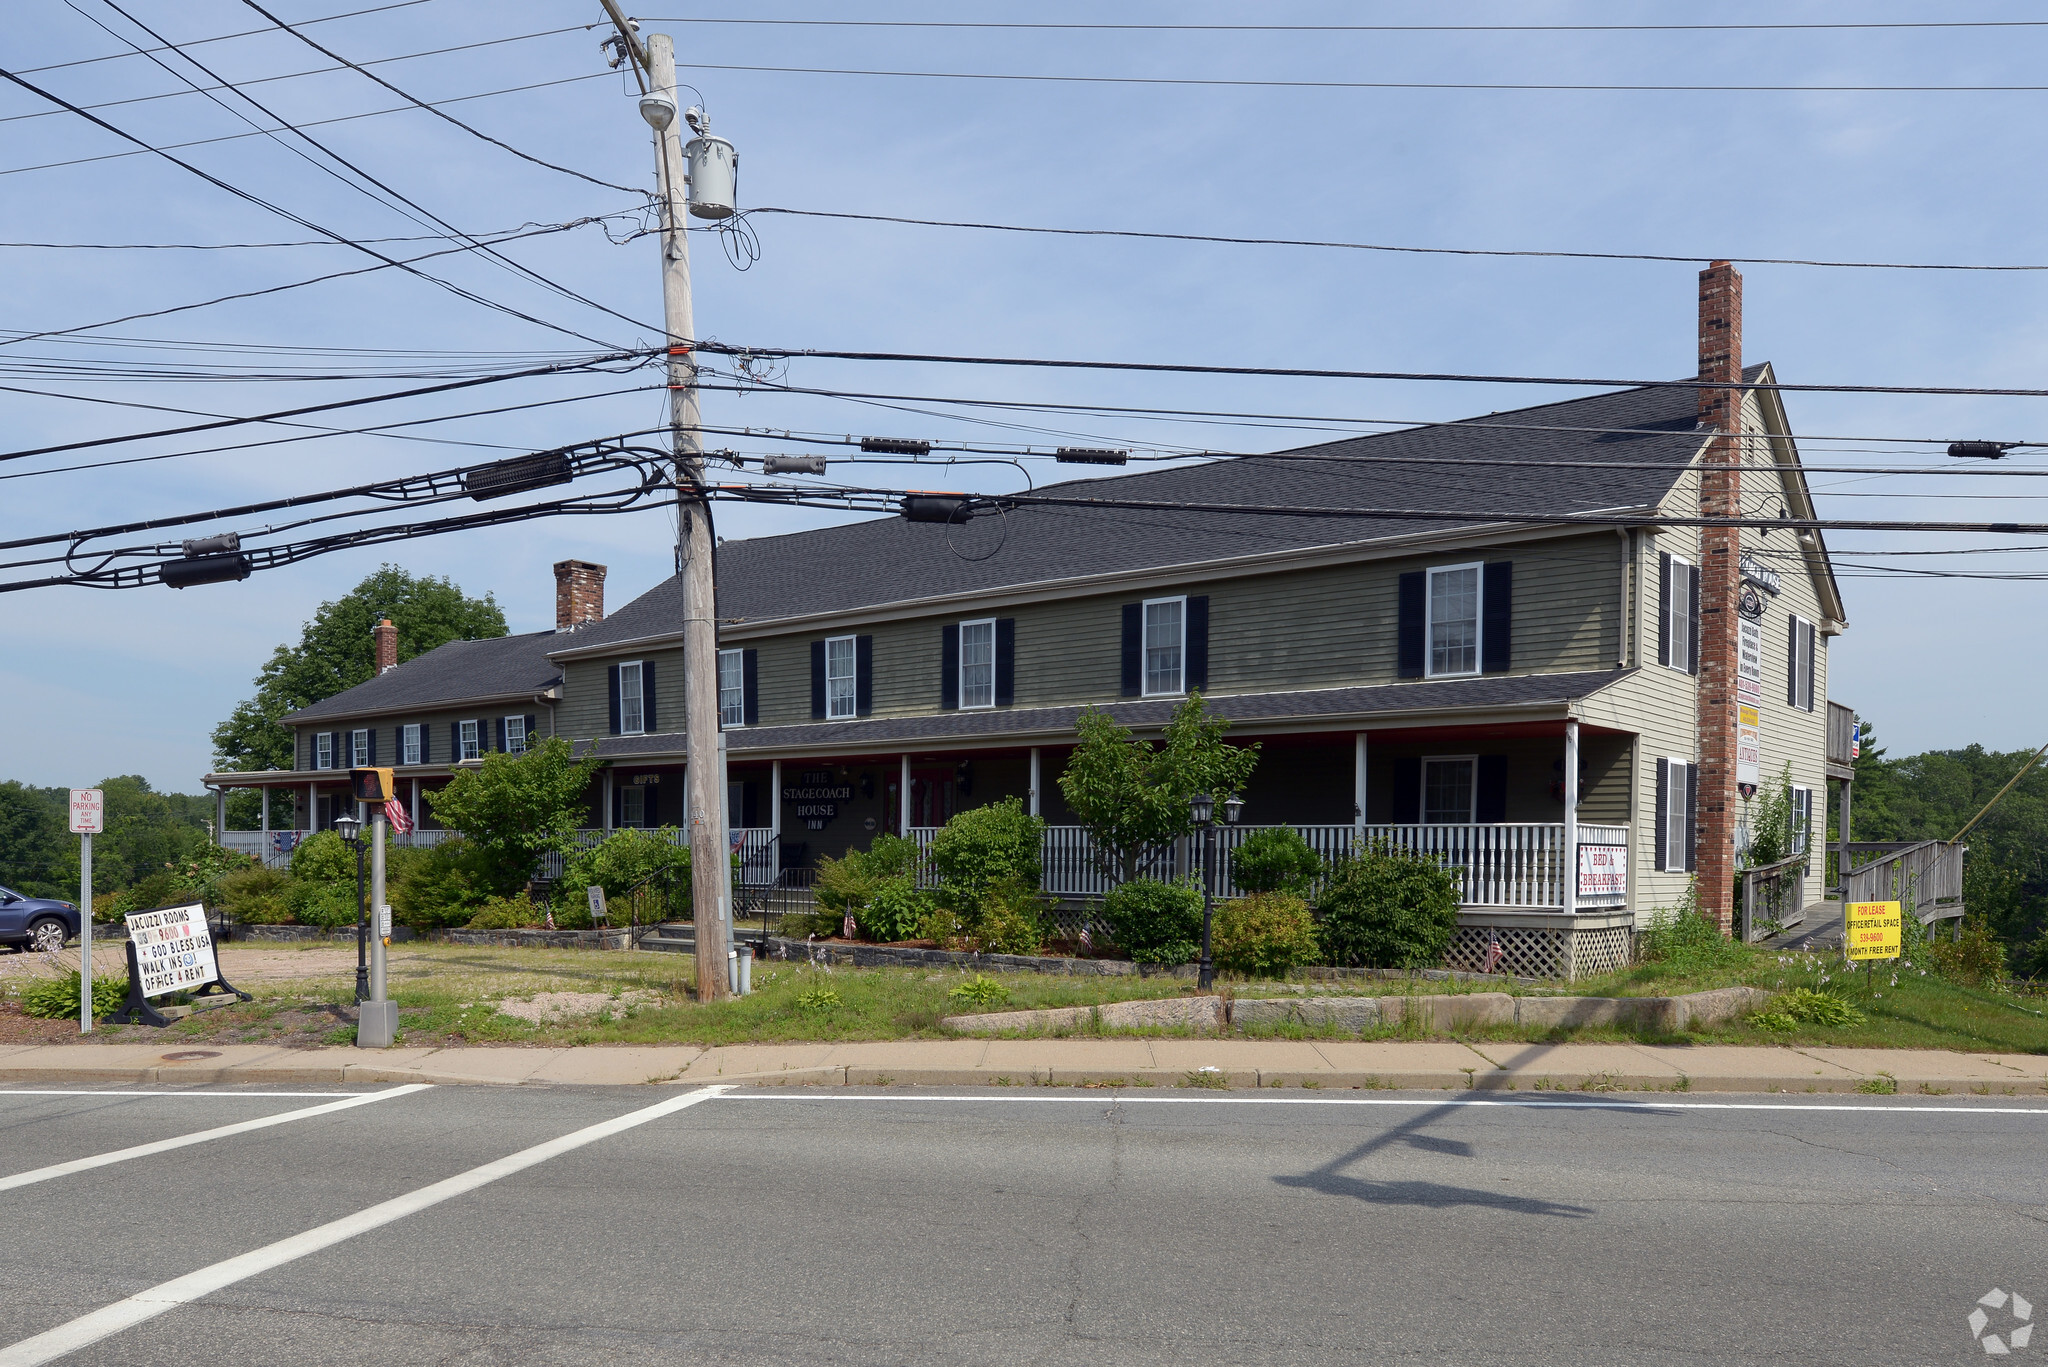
[887,767,959,833]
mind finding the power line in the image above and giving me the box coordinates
[744,206,2048,273]
[0,22,597,126]
[0,358,642,465]
[0,63,623,349]
[234,1,638,196]
[0,69,617,178]
[676,58,2048,95]
[692,342,2048,401]
[18,0,430,74]
[641,16,2048,35]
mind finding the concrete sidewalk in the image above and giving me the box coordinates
[1,1039,2043,1095]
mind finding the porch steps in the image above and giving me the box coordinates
[636,923,694,955]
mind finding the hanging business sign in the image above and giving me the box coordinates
[1576,842,1627,899]
[125,903,219,997]
[1737,618,1764,705]
[1739,553,1782,597]
[1736,703,1762,789]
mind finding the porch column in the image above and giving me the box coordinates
[213,787,226,841]
[900,753,912,832]
[260,786,269,835]
[306,782,315,832]
[411,777,421,831]
[604,772,614,831]
[1837,776,1853,896]
[1028,748,1041,817]
[1353,733,1368,827]
[769,760,782,841]
[1563,718,1580,917]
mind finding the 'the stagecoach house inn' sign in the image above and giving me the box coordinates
[125,902,220,997]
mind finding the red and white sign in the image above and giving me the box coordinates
[1577,843,1627,899]
[125,902,219,997]
[67,789,104,835]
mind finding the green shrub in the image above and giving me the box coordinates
[1229,827,1324,896]
[289,830,357,884]
[815,834,923,936]
[21,972,126,1020]
[796,986,842,1013]
[949,974,1009,1009]
[1101,878,1203,965]
[215,865,297,924]
[1213,891,1321,977]
[288,878,360,928]
[464,893,542,930]
[1778,987,1865,1027]
[971,877,1047,956]
[389,839,490,932]
[1927,917,2010,988]
[1637,900,1750,974]
[929,798,1044,916]
[557,828,693,923]
[1316,841,1460,970]
[912,902,963,945]
[856,875,932,943]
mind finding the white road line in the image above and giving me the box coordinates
[722,1092,2048,1116]
[0,1086,434,1194]
[0,1086,731,1367]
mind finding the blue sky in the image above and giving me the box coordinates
[6,1,2047,792]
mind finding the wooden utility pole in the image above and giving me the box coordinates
[607,9,732,998]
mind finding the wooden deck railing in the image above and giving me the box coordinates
[1843,839,1965,925]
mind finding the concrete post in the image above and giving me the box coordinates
[1563,718,1580,918]
[899,754,913,833]
[1029,747,1041,818]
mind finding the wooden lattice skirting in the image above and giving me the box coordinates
[1444,923,1634,981]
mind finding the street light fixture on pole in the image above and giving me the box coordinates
[1189,792,1245,992]
[335,811,367,1004]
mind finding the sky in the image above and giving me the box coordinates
[6,0,2048,793]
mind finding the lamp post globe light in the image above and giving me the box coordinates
[334,812,368,1004]
[1188,793,1240,991]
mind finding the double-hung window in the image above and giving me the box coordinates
[314,732,332,770]
[1658,757,1694,871]
[619,661,645,735]
[1143,597,1184,696]
[1661,554,1700,675]
[1790,785,1813,857]
[1786,615,1816,712]
[1423,757,1477,823]
[401,723,421,766]
[350,729,370,767]
[458,719,481,762]
[1426,563,1481,678]
[718,648,745,727]
[825,635,858,719]
[959,619,996,709]
[504,715,527,755]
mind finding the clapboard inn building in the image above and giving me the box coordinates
[208,275,1847,978]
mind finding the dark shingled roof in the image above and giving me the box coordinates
[287,631,563,723]
[560,371,1749,650]
[571,670,1628,758]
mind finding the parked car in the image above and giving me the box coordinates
[0,885,81,953]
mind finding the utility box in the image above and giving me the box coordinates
[685,134,737,219]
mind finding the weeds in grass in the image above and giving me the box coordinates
[1182,1067,1228,1089]
[948,974,1009,1010]
[1857,1074,1899,1095]
[795,987,843,1013]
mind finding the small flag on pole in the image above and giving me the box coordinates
[385,797,413,835]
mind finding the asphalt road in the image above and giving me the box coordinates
[1,1083,2044,1366]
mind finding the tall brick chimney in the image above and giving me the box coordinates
[554,559,607,632]
[373,617,398,675]
[1694,261,1744,935]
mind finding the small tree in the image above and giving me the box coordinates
[1316,841,1461,970]
[1741,763,1804,870]
[425,737,601,894]
[1058,693,1260,881]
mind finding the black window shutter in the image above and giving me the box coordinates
[810,641,826,719]
[856,635,874,717]
[1803,621,1817,712]
[1654,758,1670,871]
[607,664,622,736]
[1686,563,1701,677]
[525,714,537,746]
[366,729,377,765]
[1657,552,1672,668]
[643,781,659,828]
[495,718,506,754]
[1392,755,1422,823]
[1481,563,1512,673]
[449,723,460,761]
[1396,572,1425,679]
[994,618,1015,706]
[1185,595,1210,691]
[742,649,759,726]
[1120,603,1142,697]
[940,624,961,710]
[1684,762,1699,872]
[1475,755,1508,822]
[1786,615,1799,707]
[331,732,343,769]
[641,659,657,731]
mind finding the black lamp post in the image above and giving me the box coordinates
[335,812,367,1004]
[1190,793,1246,992]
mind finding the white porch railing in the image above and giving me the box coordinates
[226,826,784,886]
[911,823,1629,910]
[222,828,460,870]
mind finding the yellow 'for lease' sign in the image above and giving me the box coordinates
[1845,901,1903,961]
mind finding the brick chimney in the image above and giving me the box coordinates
[373,617,399,675]
[1694,261,1744,935]
[554,559,607,631]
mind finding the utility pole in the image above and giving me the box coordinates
[606,7,731,998]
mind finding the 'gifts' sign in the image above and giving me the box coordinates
[125,903,219,997]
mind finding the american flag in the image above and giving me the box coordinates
[385,797,413,835]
